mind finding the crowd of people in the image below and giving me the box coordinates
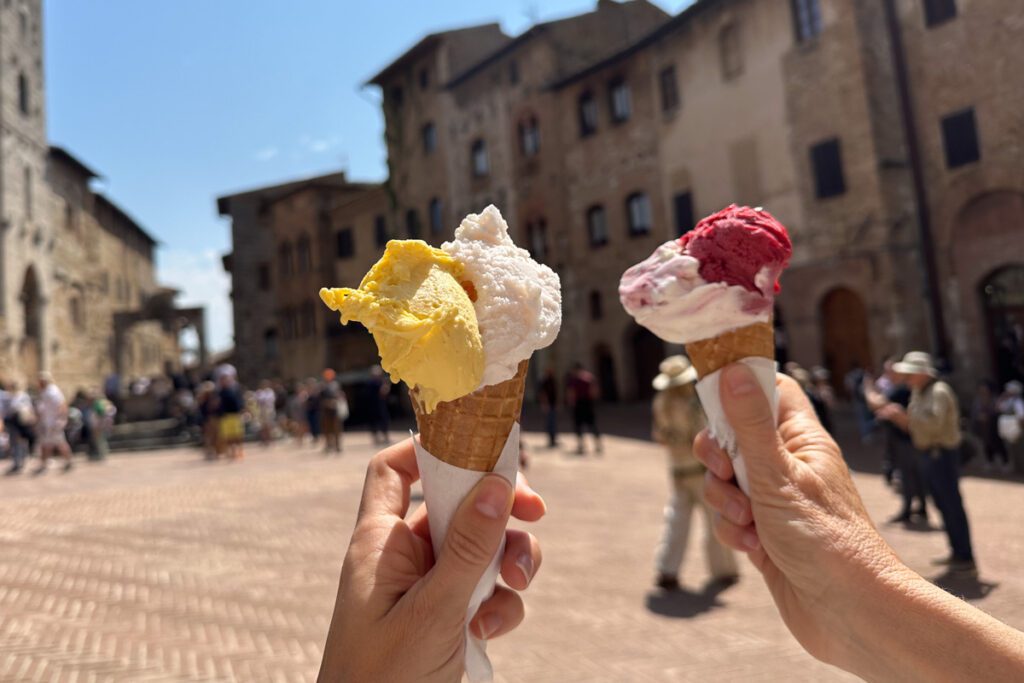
[1,372,117,475]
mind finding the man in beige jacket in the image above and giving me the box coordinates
[651,356,738,590]
[879,351,976,574]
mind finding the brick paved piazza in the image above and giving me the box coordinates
[2,420,1023,682]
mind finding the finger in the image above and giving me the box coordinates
[512,473,547,522]
[703,470,752,526]
[356,439,419,522]
[469,586,525,640]
[720,365,791,484]
[694,429,733,480]
[500,529,541,591]
[407,502,431,542]
[421,474,514,614]
[712,511,761,554]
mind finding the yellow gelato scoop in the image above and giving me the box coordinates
[319,240,484,412]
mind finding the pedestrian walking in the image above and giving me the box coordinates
[566,363,602,455]
[879,352,975,574]
[34,372,73,474]
[996,380,1024,472]
[972,380,1009,472]
[867,362,927,523]
[287,382,309,445]
[196,381,221,459]
[305,379,322,446]
[217,370,245,461]
[810,366,835,434]
[255,380,277,446]
[365,366,391,446]
[539,368,559,448]
[4,383,34,474]
[651,356,738,590]
[320,369,345,454]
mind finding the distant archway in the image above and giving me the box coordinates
[981,265,1024,384]
[19,266,42,376]
[820,287,873,396]
[629,324,665,401]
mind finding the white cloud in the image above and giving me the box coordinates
[157,249,233,355]
[299,134,340,154]
[253,146,279,161]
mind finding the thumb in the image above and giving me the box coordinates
[720,364,790,486]
[421,474,513,616]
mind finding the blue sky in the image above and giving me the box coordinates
[44,0,691,352]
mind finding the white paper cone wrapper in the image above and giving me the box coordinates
[694,357,778,495]
[413,422,521,683]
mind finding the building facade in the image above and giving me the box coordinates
[0,0,184,391]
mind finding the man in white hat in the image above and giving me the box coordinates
[34,371,73,474]
[879,351,975,573]
[651,355,738,590]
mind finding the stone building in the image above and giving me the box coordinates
[219,174,386,385]
[365,0,1022,398]
[0,1,186,391]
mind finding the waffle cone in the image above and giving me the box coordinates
[685,322,775,378]
[411,360,528,471]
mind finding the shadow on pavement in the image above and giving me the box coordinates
[930,571,999,601]
[885,517,943,534]
[644,579,737,619]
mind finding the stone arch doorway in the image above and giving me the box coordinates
[629,324,665,401]
[981,265,1024,384]
[820,287,873,396]
[593,343,618,402]
[19,265,42,377]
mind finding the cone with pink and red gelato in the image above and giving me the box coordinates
[619,205,792,492]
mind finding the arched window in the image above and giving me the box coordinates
[406,209,421,238]
[626,192,651,236]
[587,205,608,247]
[279,241,294,278]
[23,166,32,220]
[527,217,548,263]
[719,22,743,80]
[471,139,489,177]
[519,116,540,157]
[296,234,312,272]
[18,72,29,116]
[578,91,598,136]
[589,290,603,320]
[263,329,279,359]
[429,198,443,235]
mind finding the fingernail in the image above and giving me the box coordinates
[516,553,534,587]
[726,501,745,525]
[742,531,760,551]
[726,366,756,395]
[477,612,503,640]
[474,476,512,520]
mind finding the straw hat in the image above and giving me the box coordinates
[652,355,698,391]
[892,351,937,377]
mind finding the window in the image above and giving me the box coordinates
[428,198,443,235]
[527,218,548,263]
[579,91,598,137]
[659,66,679,112]
[70,296,84,330]
[258,263,271,291]
[471,139,489,177]
[19,8,28,39]
[18,72,28,116]
[941,108,980,168]
[336,228,355,258]
[519,116,540,157]
[422,122,436,154]
[587,205,608,247]
[589,291,603,321]
[508,60,519,85]
[609,78,631,123]
[923,0,957,27]
[673,192,695,237]
[296,235,312,272]
[279,242,294,278]
[374,214,389,246]
[626,193,652,236]
[791,0,823,42]
[263,329,279,360]
[419,68,429,89]
[719,23,743,81]
[303,301,318,337]
[389,85,403,109]
[406,209,421,238]
[23,166,31,220]
[810,138,846,199]
[63,200,74,231]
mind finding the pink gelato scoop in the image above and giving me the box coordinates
[619,204,792,344]
[681,204,792,295]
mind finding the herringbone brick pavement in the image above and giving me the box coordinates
[1,426,1022,682]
